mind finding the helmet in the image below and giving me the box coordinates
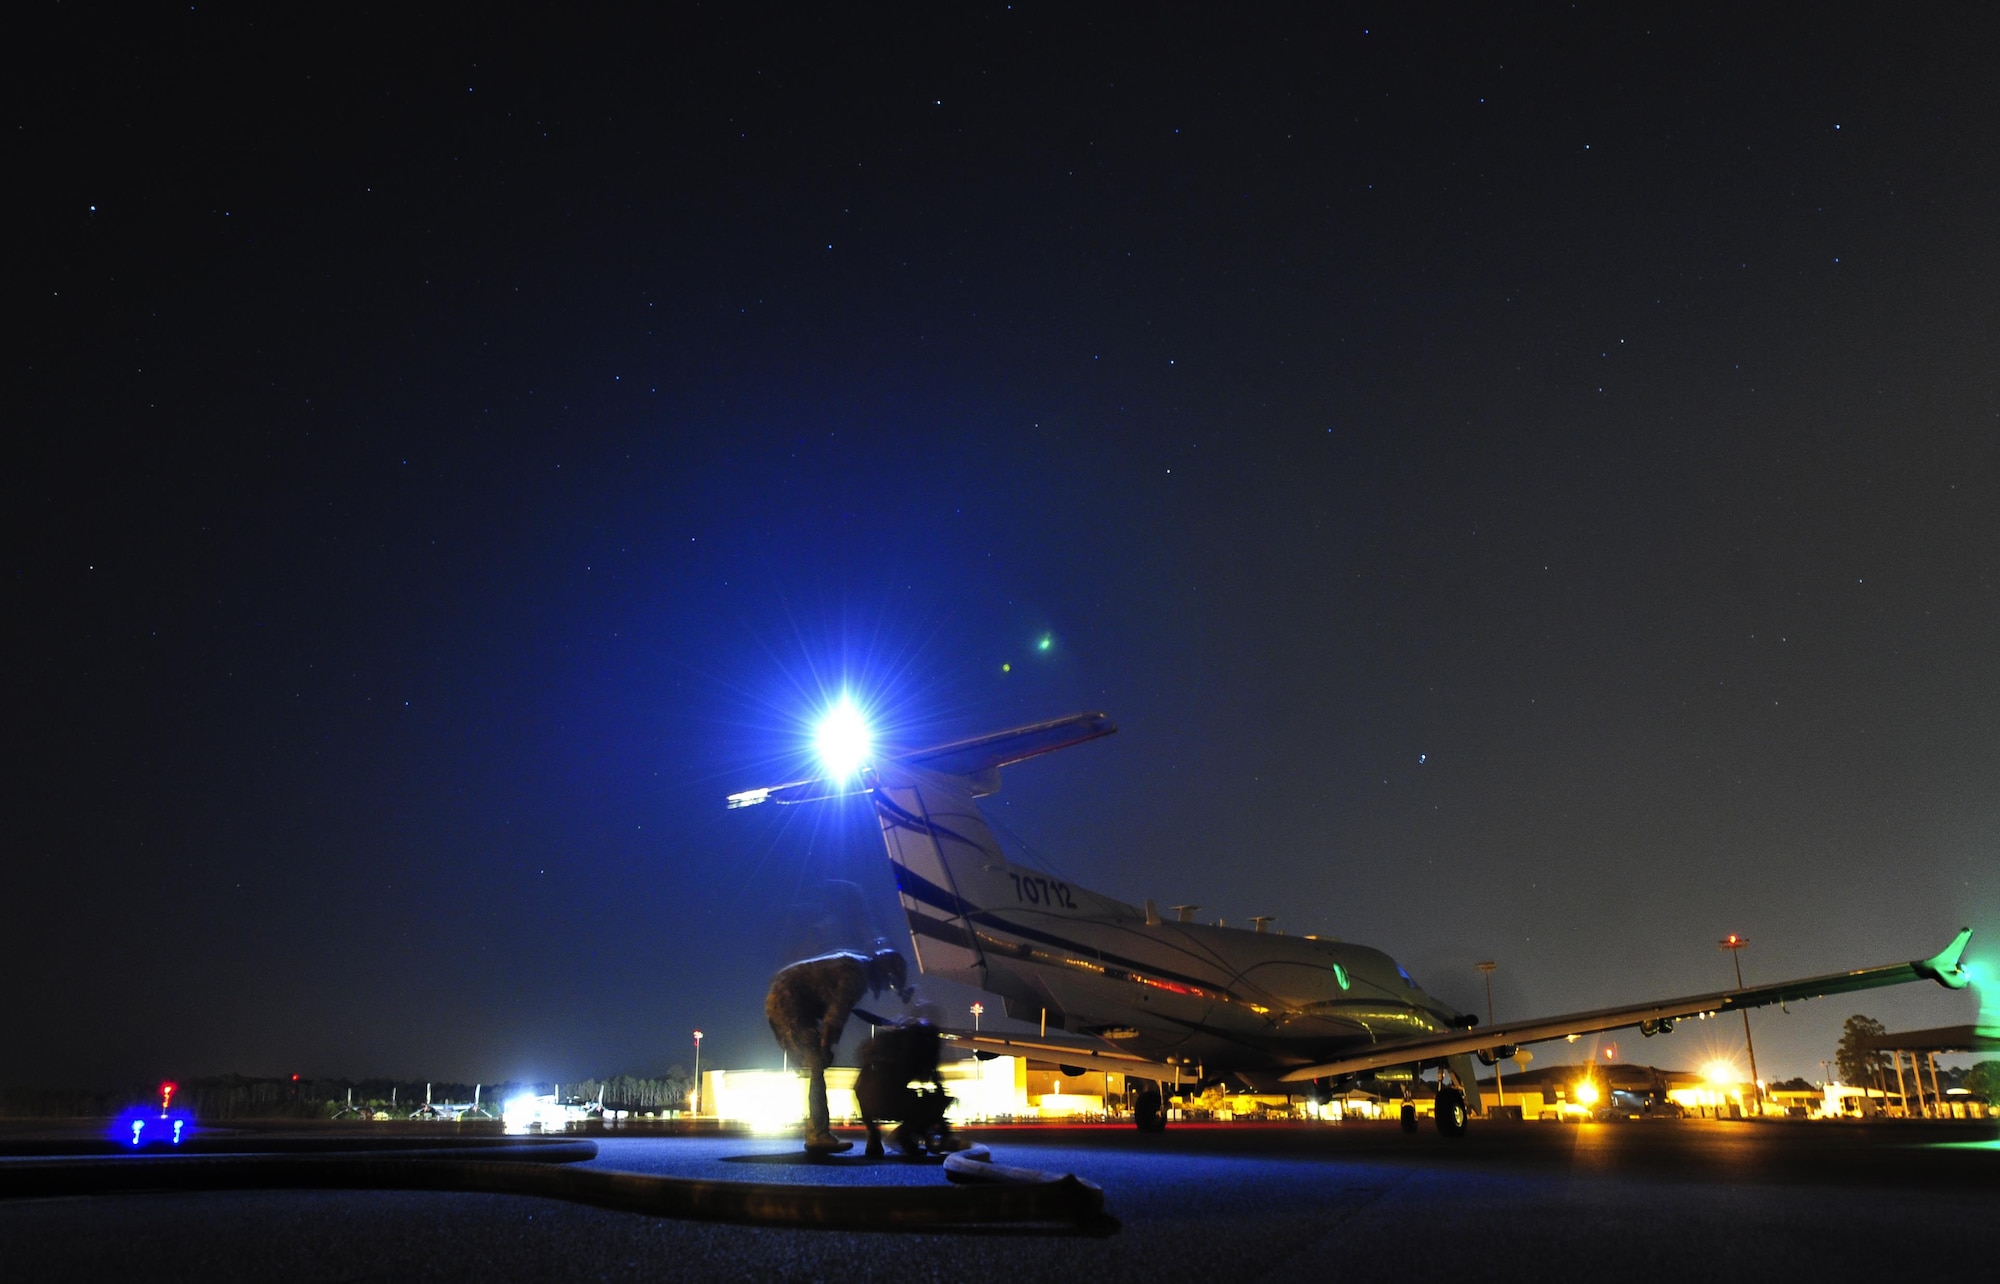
[872,948,910,1001]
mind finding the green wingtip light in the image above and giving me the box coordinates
[1037,634,1052,652]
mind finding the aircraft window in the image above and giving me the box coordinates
[1397,964,1419,989]
[1332,963,1351,991]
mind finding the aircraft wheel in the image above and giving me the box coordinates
[1434,1086,1468,1137]
[1136,1087,1167,1132]
[1399,1103,1418,1132]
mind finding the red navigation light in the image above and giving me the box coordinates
[159,1082,177,1110]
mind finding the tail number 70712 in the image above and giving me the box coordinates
[1007,871,1076,909]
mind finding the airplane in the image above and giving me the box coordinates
[409,1082,493,1120]
[729,710,1975,1135]
[500,1083,605,1130]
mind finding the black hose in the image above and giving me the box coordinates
[0,1135,594,1160]
[0,1137,1110,1233]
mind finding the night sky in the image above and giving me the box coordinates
[13,5,1997,1091]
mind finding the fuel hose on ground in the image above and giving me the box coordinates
[0,1136,1110,1234]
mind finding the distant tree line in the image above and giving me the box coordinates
[1966,1061,2000,1104]
[564,1072,698,1112]
[0,1067,697,1120]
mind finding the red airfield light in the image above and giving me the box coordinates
[159,1082,177,1113]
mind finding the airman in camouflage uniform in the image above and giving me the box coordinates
[764,947,909,1153]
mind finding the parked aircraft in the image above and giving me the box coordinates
[409,1082,492,1120]
[500,1083,604,1130]
[729,710,1973,1134]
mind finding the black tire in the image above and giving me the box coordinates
[1434,1086,1468,1137]
[1136,1087,1167,1132]
[1399,1103,1418,1133]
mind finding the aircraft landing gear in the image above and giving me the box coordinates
[1135,1084,1167,1133]
[1434,1085,1468,1137]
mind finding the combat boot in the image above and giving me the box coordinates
[927,1124,972,1153]
[889,1121,925,1157]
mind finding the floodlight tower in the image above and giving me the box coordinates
[1719,934,1762,1114]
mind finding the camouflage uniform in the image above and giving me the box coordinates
[764,948,907,1153]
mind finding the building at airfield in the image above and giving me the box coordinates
[694,1051,1990,1127]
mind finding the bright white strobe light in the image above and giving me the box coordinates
[814,697,873,781]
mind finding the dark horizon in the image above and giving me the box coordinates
[11,5,1995,1093]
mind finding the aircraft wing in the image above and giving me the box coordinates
[854,1008,1181,1080]
[1279,927,1974,1083]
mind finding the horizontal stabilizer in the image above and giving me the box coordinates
[727,712,1116,807]
[892,712,1118,780]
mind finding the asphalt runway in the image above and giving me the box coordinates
[2,1119,1992,1282]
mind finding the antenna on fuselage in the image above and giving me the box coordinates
[1171,905,1200,923]
[1250,916,1275,934]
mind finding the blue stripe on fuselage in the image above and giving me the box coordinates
[892,858,1458,1035]
[892,859,1230,998]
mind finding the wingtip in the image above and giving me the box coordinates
[1914,926,1974,990]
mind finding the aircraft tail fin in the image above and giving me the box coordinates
[864,714,1129,994]
[727,711,1127,1003]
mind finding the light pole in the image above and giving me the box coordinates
[970,1002,984,1032]
[1475,961,1501,1113]
[692,1030,704,1118]
[1718,935,1761,1115]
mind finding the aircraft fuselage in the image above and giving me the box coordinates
[874,759,1470,1088]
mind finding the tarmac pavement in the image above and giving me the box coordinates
[1,1118,1991,1282]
